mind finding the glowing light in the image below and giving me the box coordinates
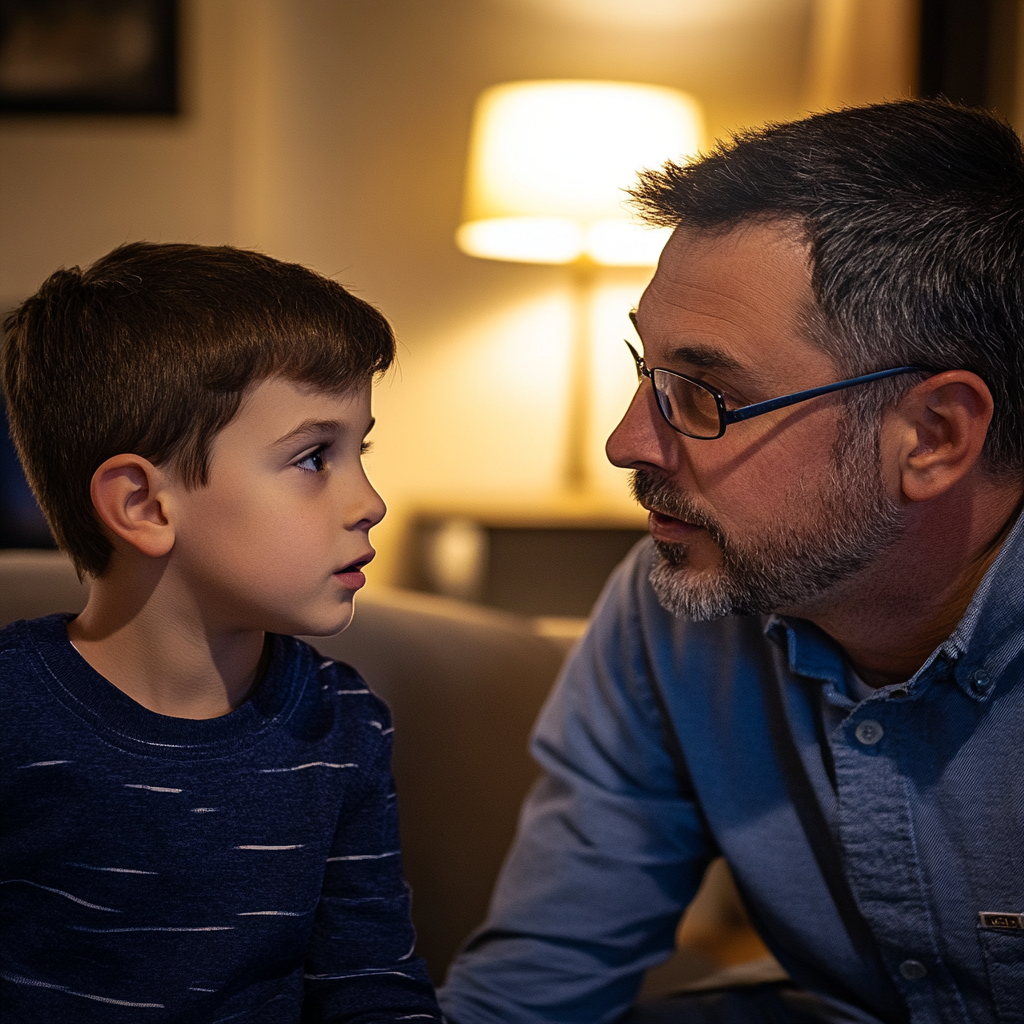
[492,0,786,29]
[586,222,673,267]
[456,217,583,264]
[457,80,704,266]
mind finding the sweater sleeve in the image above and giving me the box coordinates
[302,698,443,1024]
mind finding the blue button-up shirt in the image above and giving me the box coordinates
[440,516,1024,1024]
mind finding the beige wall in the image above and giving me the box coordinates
[0,2,238,295]
[2,0,920,585]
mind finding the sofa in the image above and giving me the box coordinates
[0,549,777,995]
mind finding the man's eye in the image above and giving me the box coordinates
[361,440,373,455]
[698,379,744,410]
[296,448,327,473]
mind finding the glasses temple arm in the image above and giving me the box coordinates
[723,366,927,425]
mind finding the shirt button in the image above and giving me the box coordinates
[899,959,928,980]
[969,668,993,696]
[855,719,884,745]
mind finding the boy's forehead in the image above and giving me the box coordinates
[224,376,374,444]
[242,375,372,410]
[247,373,373,402]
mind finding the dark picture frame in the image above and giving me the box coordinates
[0,0,178,115]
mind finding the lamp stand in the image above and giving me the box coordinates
[563,260,596,493]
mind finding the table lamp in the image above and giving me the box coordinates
[456,79,704,491]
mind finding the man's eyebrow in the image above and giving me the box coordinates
[667,344,745,374]
[629,309,766,389]
[667,345,771,397]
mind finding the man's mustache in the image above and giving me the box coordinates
[630,469,728,550]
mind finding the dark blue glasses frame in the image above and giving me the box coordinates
[625,339,926,440]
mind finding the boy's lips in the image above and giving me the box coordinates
[333,551,374,589]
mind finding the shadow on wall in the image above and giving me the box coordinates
[0,396,54,549]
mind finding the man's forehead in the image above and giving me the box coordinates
[633,221,819,376]
[641,221,812,305]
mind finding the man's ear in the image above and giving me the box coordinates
[90,454,176,559]
[884,370,994,502]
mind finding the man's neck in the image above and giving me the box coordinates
[792,479,1024,689]
[66,556,268,719]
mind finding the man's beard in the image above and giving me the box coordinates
[632,424,905,620]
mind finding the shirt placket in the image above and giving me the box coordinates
[829,658,971,1024]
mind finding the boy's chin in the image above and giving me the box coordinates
[285,603,356,638]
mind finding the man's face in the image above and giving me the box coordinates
[167,376,385,637]
[606,222,904,620]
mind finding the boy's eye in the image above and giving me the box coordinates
[296,447,327,473]
[361,440,373,455]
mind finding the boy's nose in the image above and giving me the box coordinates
[354,479,386,531]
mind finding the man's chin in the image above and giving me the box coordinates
[648,542,738,621]
[652,538,688,569]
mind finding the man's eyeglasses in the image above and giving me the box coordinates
[625,340,925,440]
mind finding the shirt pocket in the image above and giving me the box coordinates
[978,927,1024,1023]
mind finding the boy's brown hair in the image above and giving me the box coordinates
[2,242,395,579]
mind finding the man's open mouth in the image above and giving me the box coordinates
[646,506,684,523]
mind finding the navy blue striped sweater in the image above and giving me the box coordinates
[0,614,443,1023]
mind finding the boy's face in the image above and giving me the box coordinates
[167,376,385,637]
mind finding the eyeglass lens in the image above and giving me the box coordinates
[653,369,722,438]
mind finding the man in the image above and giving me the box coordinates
[439,100,1024,1024]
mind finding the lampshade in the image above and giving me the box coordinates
[456,80,704,266]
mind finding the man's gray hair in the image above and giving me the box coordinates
[632,100,1024,477]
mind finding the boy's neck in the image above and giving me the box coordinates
[66,556,269,720]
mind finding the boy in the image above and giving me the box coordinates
[0,242,444,1023]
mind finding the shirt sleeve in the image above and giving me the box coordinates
[439,542,717,1024]
[302,697,444,1024]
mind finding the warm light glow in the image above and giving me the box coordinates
[456,217,583,264]
[493,0,787,30]
[585,221,674,267]
[457,80,704,266]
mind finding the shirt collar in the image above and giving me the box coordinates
[765,507,1024,703]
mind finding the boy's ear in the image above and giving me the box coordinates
[884,370,994,502]
[90,454,176,559]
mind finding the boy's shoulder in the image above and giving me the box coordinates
[284,633,393,725]
[0,612,66,674]
[279,636,395,775]
[0,616,391,759]
[0,614,98,775]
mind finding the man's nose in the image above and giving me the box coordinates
[606,380,681,474]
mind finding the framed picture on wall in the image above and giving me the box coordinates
[0,0,178,114]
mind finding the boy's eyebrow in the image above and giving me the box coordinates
[271,419,342,449]
[272,416,376,450]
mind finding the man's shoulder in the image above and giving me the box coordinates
[549,539,774,753]
[590,537,770,659]
[591,535,665,633]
